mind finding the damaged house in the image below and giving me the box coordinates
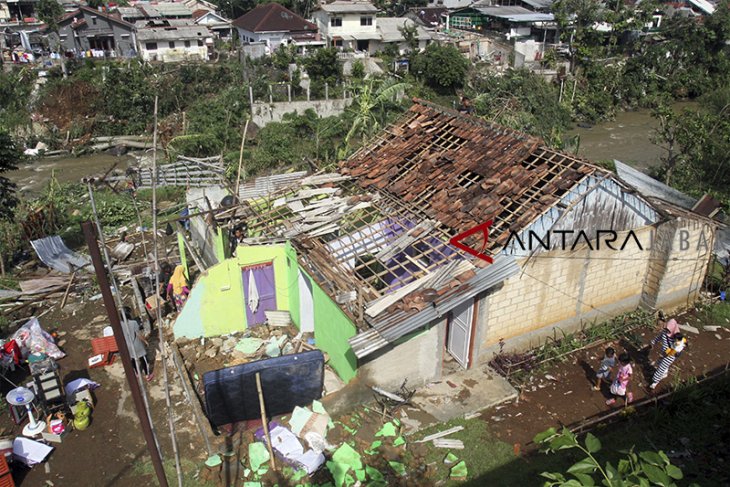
[173,100,715,390]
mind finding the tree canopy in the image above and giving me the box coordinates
[411,44,469,94]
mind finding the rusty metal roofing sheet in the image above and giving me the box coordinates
[350,254,519,358]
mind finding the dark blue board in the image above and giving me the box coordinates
[203,350,325,428]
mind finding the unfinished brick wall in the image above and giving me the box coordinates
[476,224,702,355]
[650,218,714,310]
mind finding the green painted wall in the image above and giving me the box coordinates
[306,272,358,382]
[174,244,294,338]
[173,242,359,383]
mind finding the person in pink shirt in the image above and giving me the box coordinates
[606,352,633,406]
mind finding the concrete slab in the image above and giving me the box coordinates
[410,365,518,424]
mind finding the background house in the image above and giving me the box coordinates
[233,3,322,54]
[54,6,136,58]
[406,6,448,30]
[312,0,431,54]
[136,25,210,62]
[312,0,379,51]
[193,9,232,40]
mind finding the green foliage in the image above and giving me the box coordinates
[272,44,297,71]
[36,0,64,31]
[411,44,469,94]
[469,69,571,143]
[303,48,342,84]
[0,131,22,220]
[372,0,427,16]
[535,428,689,487]
[248,109,345,174]
[651,86,730,204]
[343,78,410,153]
[351,60,365,80]
[181,85,250,158]
[0,69,36,130]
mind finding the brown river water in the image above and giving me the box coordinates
[567,101,698,171]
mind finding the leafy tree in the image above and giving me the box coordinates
[651,88,730,203]
[343,78,410,152]
[372,0,426,16]
[535,428,690,487]
[302,48,342,84]
[0,131,21,221]
[469,69,571,143]
[0,69,36,130]
[410,44,469,94]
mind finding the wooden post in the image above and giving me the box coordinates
[256,372,277,471]
[59,271,76,309]
[325,82,329,100]
[287,84,291,102]
[307,85,310,101]
[268,84,273,104]
[249,85,254,110]
[234,118,251,198]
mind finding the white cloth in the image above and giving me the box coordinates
[247,271,260,314]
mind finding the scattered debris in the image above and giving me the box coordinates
[432,439,464,449]
[679,324,700,335]
[416,426,464,444]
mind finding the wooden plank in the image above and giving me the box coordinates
[416,426,464,443]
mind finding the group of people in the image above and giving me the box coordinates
[593,316,688,407]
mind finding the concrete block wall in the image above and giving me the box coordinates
[653,218,714,310]
[359,319,444,390]
[479,226,654,353]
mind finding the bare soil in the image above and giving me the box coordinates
[484,318,730,448]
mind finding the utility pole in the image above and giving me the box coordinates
[82,221,170,487]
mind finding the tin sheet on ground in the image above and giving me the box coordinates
[30,236,91,274]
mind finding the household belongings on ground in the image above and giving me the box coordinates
[11,318,65,362]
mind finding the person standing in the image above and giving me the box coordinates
[121,307,152,381]
[649,332,687,390]
[167,265,190,312]
[606,352,633,406]
[592,346,616,391]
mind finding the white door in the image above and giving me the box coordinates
[447,299,474,369]
[298,270,314,333]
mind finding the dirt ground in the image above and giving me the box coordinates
[1,279,203,487]
[484,316,730,448]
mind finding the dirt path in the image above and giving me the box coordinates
[483,322,730,448]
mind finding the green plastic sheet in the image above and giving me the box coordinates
[249,442,270,473]
[375,422,397,437]
[450,460,467,478]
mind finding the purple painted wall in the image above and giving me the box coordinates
[242,263,277,326]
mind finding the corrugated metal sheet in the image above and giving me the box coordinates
[615,160,696,210]
[30,236,91,274]
[350,255,520,358]
[238,171,307,201]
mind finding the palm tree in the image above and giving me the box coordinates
[342,78,410,156]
